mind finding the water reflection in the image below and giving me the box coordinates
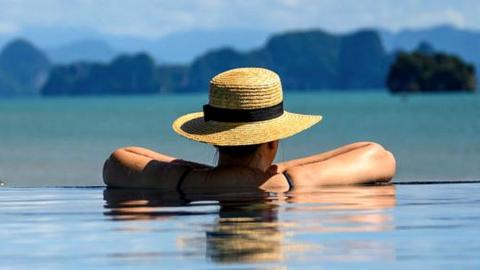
[103,185,396,263]
[205,195,283,262]
[286,185,397,233]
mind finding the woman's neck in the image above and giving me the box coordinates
[217,154,271,172]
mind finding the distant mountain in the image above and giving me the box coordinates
[0,26,107,48]
[0,26,270,64]
[0,68,22,96]
[42,53,168,95]
[147,29,270,63]
[186,29,390,91]
[46,39,117,64]
[0,39,51,96]
[4,24,480,67]
[100,28,270,64]
[381,25,480,75]
[41,29,391,95]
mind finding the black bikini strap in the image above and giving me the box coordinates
[282,171,294,191]
[176,167,193,194]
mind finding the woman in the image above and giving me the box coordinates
[103,68,396,192]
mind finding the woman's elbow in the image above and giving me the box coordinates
[366,144,396,182]
[102,148,129,186]
[384,150,397,180]
[103,157,112,186]
[103,154,118,186]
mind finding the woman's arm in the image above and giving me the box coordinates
[273,142,376,172]
[281,142,396,186]
[103,146,211,188]
[113,146,212,169]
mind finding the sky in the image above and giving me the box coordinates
[0,0,480,38]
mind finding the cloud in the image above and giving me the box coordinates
[0,0,478,38]
[0,21,18,33]
[445,9,466,27]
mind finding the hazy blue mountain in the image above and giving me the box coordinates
[0,39,51,96]
[46,39,117,64]
[148,29,270,63]
[1,26,270,64]
[5,24,480,67]
[104,29,270,64]
[381,25,480,52]
[0,26,106,48]
[381,25,480,75]
[416,41,435,56]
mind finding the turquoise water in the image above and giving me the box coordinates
[1,184,479,269]
[1,92,480,269]
[1,92,479,186]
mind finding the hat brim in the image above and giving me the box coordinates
[172,111,322,146]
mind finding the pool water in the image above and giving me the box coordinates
[2,93,480,187]
[1,183,479,269]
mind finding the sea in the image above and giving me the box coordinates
[1,91,480,269]
[0,91,479,187]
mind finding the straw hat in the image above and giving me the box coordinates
[172,67,322,146]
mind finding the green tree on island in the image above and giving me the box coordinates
[386,42,476,93]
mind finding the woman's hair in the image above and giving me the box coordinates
[215,144,262,157]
